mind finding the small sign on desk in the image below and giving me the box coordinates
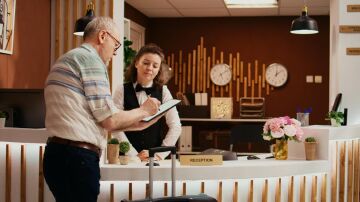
[339,25,360,33]
[347,5,360,12]
[347,48,360,55]
[179,155,223,166]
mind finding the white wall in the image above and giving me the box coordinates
[330,0,360,125]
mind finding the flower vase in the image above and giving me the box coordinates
[274,139,288,160]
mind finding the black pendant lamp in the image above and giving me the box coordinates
[290,5,318,34]
[74,1,95,36]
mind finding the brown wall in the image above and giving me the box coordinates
[0,0,51,89]
[145,17,329,124]
[125,3,149,28]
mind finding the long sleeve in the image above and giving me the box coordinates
[111,85,139,157]
[157,85,182,160]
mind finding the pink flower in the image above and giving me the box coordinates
[271,129,285,138]
[261,116,304,142]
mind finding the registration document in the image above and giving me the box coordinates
[142,99,181,122]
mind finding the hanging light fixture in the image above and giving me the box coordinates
[290,5,318,34]
[74,1,95,36]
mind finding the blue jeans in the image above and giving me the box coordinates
[43,142,100,202]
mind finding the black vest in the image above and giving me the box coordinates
[123,82,164,152]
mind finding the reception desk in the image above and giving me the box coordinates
[1,125,360,202]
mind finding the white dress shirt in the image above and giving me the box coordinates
[112,82,182,160]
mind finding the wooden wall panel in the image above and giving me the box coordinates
[0,0,51,89]
[146,17,330,124]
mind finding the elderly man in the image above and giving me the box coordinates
[43,17,160,202]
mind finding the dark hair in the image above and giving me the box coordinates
[124,43,165,88]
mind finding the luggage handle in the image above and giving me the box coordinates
[148,146,177,199]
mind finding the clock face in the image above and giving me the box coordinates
[210,64,232,86]
[265,63,288,87]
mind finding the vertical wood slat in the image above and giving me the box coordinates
[188,53,191,85]
[6,144,11,202]
[275,178,281,202]
[348,141,354,202]
[64,0,70,53]
[331,142,338,202]
[247,63,251,86]
[236,78,240,102]
[109,0,113,18]
[55,0,61,59]
[311,176,318,202]
[182,63,186,93]
[300,176,306,202]
[164,182,168,197]
[100,0,106,16]
[288,176,294,202]
[354,140,360,202]
[207,57,211,88]
[262,64,266,87]
[255,60,258,84]
[339,141,346,202]
[21,145,26,202]
[240,62,244,83]
[72,0,79,48]
[236,53,240,77]
[203,48,207,92]
[233,181,238,202]
[262,179,268,202]
[38,146,44,202]
[217,181,222,202]
[199,38,203,92]
[182,182,186,196]
[248,180,254,202]
[321,174,327,202]
[244,77,248,97]
[129,182,132,200]
[192,50,196,93]
[197,45,201,92]
[258,75,262,97]
[110,183,114,202]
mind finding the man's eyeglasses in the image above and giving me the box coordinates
[106,31,121,52]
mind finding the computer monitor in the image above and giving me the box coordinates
[331,93,342,112]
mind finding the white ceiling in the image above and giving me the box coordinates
[125,0,329,17]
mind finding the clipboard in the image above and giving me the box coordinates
[142,99,181,122]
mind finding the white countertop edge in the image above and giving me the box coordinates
[100,159,329,181]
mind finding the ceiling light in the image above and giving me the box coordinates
[224,0,278,8]
[290,6,318,34]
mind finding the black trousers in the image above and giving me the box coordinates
[43,142,100,202]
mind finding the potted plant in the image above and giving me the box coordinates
[107,138,120,164]
[327,111,344,127]
[119,141,130,165]
[0,111,6,128]
[304,136,317,160]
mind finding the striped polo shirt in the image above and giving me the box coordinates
[45,43,119,149]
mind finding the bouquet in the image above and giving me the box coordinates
[262,116,303,142]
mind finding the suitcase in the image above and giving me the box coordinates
[121,146,217,202]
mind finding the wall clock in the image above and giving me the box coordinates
[210,97,233,119]
[265,63,288,87]
[210,64,232,86]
